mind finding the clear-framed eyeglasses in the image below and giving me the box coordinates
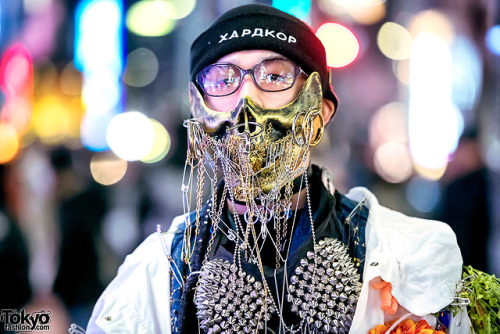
[195,58,307,97]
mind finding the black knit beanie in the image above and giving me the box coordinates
[189,4,338,110]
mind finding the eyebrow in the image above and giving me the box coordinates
[220,53,286,64]
[257,54,286,62]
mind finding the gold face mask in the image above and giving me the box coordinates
[186,72,325,205]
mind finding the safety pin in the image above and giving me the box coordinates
[345,197,366,225]
[450,297,470,306]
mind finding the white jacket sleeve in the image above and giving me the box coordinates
[86,231,174,334]
[346,187,472,333]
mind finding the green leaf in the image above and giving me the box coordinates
[460,266,500,333]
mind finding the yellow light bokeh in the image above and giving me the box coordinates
[164,0,196,19]
[66,97,85,140]
[126,0,177,37]
[317,0,347,16]
[316,23,359,68]
[19,127,37,148]
[141,119,171,163]
[408,9,454,44]
[33,95,72,145]
[413,162,447,181]
[0,122,20,164]
[377,22,412,60]
[90,152,128,186]
[346,1,386,25]
[393,58,410,85]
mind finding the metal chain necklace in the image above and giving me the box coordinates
[180,109,363,333]
[193,174,362,334]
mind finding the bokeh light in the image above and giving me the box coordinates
[377,22,412,60]
[81,72,121,111]
[106,111,154,161]
[81,112,115,151]
[62,98,85,141]
[325,0,387,4]
[162,0,196,19]
[317,0,348,16]
[316,23,359,68]
[0,44,33,160]
[486,25,500,55]
[33,60,57,95]
[405,175,441,213]
[393,58,410,85]
[272,0,311,22]
[0,44,34,98]
[126,0,177,37]
[123,48,159,87]
[0,122,20,164]
[19,128,37,148]
[1,97,32,134]
[369,102,407,149]
[345,1,386,25]
[102,207,140,255]
[370,102,412,183]
[140,119,171,164]
[90,151,127,185]
[75,0,123,74]
[318,0,386,23]
[76,0,124,152]
[374,142,413,183]
[450,36,482,115]
[408,9,454,44]
[33,95,71,145]
[60,61,83,96]
[24,0,52,14]
[409,33,462,178]
[413,163,447,181]
[0,51,32,95]
[484,136,500,172]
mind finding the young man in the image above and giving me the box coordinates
[87,4,471,334]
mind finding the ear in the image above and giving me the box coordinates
[321,98,336,124]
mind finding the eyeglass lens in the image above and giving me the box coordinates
[198,59,298,96]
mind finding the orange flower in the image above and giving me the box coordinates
[368,319,446,334]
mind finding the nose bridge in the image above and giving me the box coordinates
[231,68,265,135]
[234,97,260,135]
[240,70,256,89]
[241,68,253,82]
[238,72,264,106]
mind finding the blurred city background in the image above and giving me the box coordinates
[0,0,499,332]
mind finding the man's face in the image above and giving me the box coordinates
[203,50,307,112]
[188,49,325,200]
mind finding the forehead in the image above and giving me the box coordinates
[216,50,286,67]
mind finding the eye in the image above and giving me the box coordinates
[201,65,241,94]
[255,59,297,89]
[265,73,286,83]
[214,77,239,90]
